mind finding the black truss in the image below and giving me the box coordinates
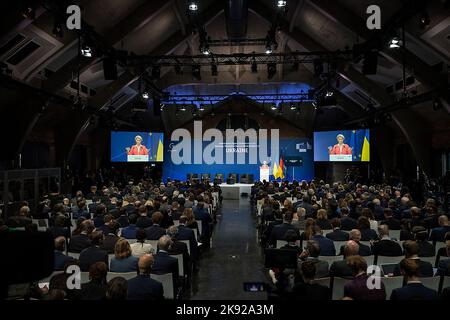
[160,93,315,104]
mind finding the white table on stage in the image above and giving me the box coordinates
[127,155,149,162]
[329,154,352,161]
[219,183,253,200]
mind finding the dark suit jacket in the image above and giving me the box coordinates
[269,223,300,246]
[136,216,152,228]
[371,239,403,257]
[437,258,450,276]
[291,282,331,300]
[100,234,119,254]
[117,215,129,228]
[312,235,336,256]
[193,208,212,239]
[340,216,357,231]
[152,251,179,289]
[79,246,108,271]
[145,224,167,240]
[6,216,33,228]
[48,226,71,239]
[299,258,329,278]
[360,228,379,241]
[390,282,439,300]
[429,226,450,242]
[380,218,402,230]
[344,273,386,300]
[74,281,107,300]
[316,219,332,230]
[418,241,436,257]
[330,259,353,278]
[168,240,190,276]
[54,250,74,270]
[177,225,198,260]
[127,274,164,300]
[121,225,138,239]
[68,233,91,253]
[326,229,349,241]
[393,259,434,277]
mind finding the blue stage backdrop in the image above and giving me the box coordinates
[313,129,370,162]
[111,131,164,162]
[162,136,313,182]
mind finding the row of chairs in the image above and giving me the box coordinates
[312,275,450,300]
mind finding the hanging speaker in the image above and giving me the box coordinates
[103,57,117,80]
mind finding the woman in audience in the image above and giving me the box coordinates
[110,239,139,272]
[183,208,199,231]
[300,218,316,240]
[357,216,379,241]
[361,208,378,230]
[106,277,128,300]
[74,261,108,300]
[316,209,332,230]
[130,228,155,257]
[170,201,182,220]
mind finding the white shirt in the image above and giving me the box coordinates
[130,242,155,257]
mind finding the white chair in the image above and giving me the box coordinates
[381,276,404,298]
[171,254,184,277]
[332,277,352,300]
[442,276,450,293]
[150,273,174,299]
[106,272,136,282]
[145,240,158,249]
[276,240,300,249]
[320,255,344,265]
[435,242,446,252]
[419,256,437,267]
[332,241,347,254]
[67,252,80,260]
[80,272,90,284]
[179,239,191,256]
[312,277,331,288]
[126,239,137,244]
[364,255,375,267]
[359,241,371,247]
[376,255,404,265]
[390,230,401,240]
[322,229,333,236]
[32,219,49,231]
[108,254,115,266]
[419,277,441,292]
[197,222,203,238]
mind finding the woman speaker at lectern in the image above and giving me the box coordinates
[328,134,352,155]
[126,135,149,155]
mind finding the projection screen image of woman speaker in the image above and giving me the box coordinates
[314,129,370,162]
[126,135,149,156]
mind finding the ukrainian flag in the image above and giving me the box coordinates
[156,136,164,161]
[273,162,279,179]
[361,129,370,162]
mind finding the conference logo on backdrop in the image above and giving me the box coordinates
[169,121,280,165]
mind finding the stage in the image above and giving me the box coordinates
[218,183,253,200]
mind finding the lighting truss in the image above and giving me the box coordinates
[127,50,353,68]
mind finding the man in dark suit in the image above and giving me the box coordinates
[193,200,213,244]
[429,215,450,242]
[177,216,199,269]
[292,261,331,300]
[330,240,359,278]
[167,225,190,278]
[6,206,33,228]
[146,212,167,240]
[48,215,71,239]
[68,220,94,252]
[54,236,74,270]
[136,205,152,228]
[121,214,138,239]
[93,204,106,228]
[312,226,336,256]
[380,208,402,230]
[413,227,436,257]
[127,254,164,300]
[344,256,386,300]
[79,231,108,271]
[326,218,349,241]
[340,208,357,231]
[437,243,450,276]
[345,229,372,256]
[72,200,90,219]
[301,195,315,217]
[391,258,439,300]
[116,207,129,228]
[298,240,329,278]
[73,261,107,300]
[269,212,300,247]
[152,235,179,291]
[100,221,120,254]
[371,225,403,257]
[393,240,434,277]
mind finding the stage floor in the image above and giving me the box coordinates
[218,183,253,200]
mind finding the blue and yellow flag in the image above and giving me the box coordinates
[361,130,370,162]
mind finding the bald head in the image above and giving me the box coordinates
[349,229,361,242]
[438,215,449,226]
[138,254,154,274]
[343,240,359,257]
[54,236,66,252]
[157,235,173,251]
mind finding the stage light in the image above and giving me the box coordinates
[267,63,277,79]
[141,92,149,100]
[277,1,287,7]
[179,104,187,111]
[188,2,198,11]
[271,102,277,110]
[199,104,205,111]
[211,64,218,76]
[81,46,92,58]
[22,6,35,19]
[388,37,401,49]
[202,48,210,55]
[290,103,296,110]
[325,90,334,98]
[192,65,201,80]
[419,11,430,29]
[251,57,258,73]
[265,44,273,54]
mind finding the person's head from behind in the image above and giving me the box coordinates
[138,205,147,216]
[138,254,154,275]
[283,211,293,224]
[284,229,298,244]
[166,225,179,240]
[19,206,30,217]
[413,227,428,242]
[54,236,66,252]
[305,240,320,258]
[90,231,103,246]
[136,228,147,243]
[89,261,107,284]
[346,256,367,276]
[331,218,341,230]
[151,211,163,225]
[179,215,188,225]
[410,207,421,218]
[157,235,173,251]
[402,240,419,258]
[114,238,132,260]
[356,216,370,230]
[81,219,95,234]
[349,229,361,242]
[378,224,390,238]
[301,261,317,282]
[313,225,322,236]
[383,208,393,219]
[128,214,138,225]
[343,240,359,257]
[399,258,420,280]
[438,215,449,227]
[106,277,128,300]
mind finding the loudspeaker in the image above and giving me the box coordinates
[103,57,117,80]
[240,174,248,184]
[153,98,161,116]
[247,174,254,184]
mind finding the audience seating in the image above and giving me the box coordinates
[80,272,90,284]
[419,256,437,267]
[32,219,48,232]
[320,255,343,265]
[419,276,441,292]
[312,277,331,288]
[375,255,404,265]
[150,273,174,299]
[364,255,375,266]
[442,276,450,293]
[171,254,184,277]
[276,240,300,249]
[179,239,191,256]
[333,241,347,254]
[108,254,115,266]
[106,272,136,282]
[126,239,137,244]
[381,276,404,298]
[435,241,446,252]
[68,252,80,260]
[322,229,333,236]
[146,240,158,248]
[390,230,401,240]
[331,277,352,300]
